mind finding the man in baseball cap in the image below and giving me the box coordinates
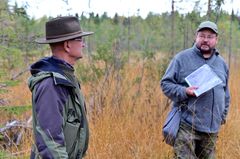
[161,20,230,159]
[196,20,218,34]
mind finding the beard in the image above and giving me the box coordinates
[198,43,214,55]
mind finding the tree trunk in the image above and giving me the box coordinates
[207,0,211,19]
[171,0,175,57]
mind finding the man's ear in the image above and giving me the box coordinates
[64,41,70,53]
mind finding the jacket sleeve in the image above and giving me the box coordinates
[33,77,69,158]
[160,57,189,103]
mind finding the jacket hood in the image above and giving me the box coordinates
[30,56,73,76]
[28,56,75,91]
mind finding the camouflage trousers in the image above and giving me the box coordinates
[173,122,218,159]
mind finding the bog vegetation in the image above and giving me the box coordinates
[0,0,240,158]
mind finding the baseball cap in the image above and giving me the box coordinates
[196,21,218,34]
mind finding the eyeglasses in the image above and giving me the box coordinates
[73,38,84,42]
[197,34,217,40]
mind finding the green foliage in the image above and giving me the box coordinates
[0,134,4,140]
[0,150,29,159]
[113,13,120,25]
[0,46,25,69]
[0,89,8,94]
[157,56,171,79]
[0,70,7,79]
[94,14,100,24]
[0,80,19,95]
[142,49,156,60]
[0,105,31,115]
[94,44,114,66]
[133,76,142,84]
[4,80,20,87]
[0,151,8,159]
[101,12,109,20]
[76,62,104,83]
[0,0,240,75]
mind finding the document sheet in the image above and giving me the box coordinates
[185,64,222,97]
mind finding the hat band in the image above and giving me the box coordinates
[46,31,83,40]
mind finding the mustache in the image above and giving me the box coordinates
[201,42,209,46]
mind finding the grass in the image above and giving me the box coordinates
[0,105,31,115]
[0,54,239,158]
[215,61,240,159]
[0,151,9,158]
[0,89,8,94]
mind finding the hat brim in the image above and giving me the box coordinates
[35,31,94,44]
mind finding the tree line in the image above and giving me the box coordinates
[0,0,240,71]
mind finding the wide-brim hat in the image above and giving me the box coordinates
[196,21,218,34]
[35,16,94,44]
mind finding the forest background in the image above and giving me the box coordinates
[0,0,240,158]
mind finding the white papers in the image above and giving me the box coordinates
[185,64,222,97]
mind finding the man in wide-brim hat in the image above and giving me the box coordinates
[28,16,93,159]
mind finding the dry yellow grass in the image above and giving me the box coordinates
[0,55,239,159]
[83,60,172,159]
[216,59,240,159]
[84,57,240,159]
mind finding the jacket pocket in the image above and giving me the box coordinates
[64,119,80,155]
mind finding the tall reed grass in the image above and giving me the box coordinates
[0,55,239,159]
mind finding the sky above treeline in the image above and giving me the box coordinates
[9,0,240,19]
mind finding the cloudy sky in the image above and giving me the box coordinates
[9,0,240,19]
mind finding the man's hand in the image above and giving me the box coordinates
[186,86,198,96]
[221,119,226,125]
